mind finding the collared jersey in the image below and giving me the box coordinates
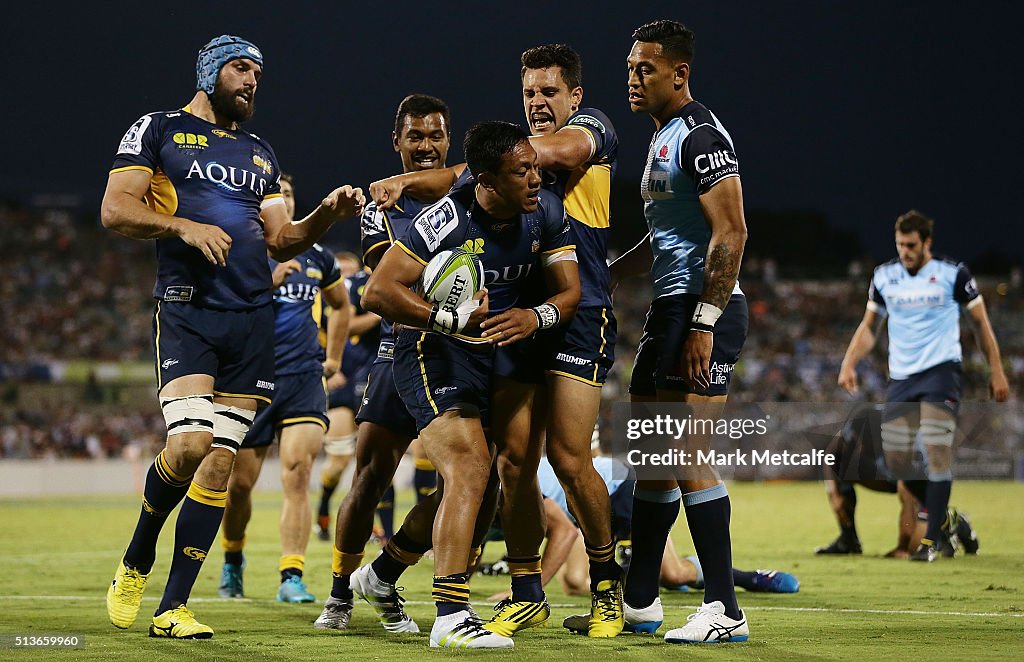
[542,107,617,309]
[641,100,740,298]
[110,107,282,310]
[395,175,574,344]
[360,195,430,363]
[868,256,980,380]
[271,244,342,375]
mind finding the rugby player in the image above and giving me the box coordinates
[315,95,452,633]
[361,121,579,649]
[838,210,1006,561]
[368,45,624,637]
[101,35,363,638]
[315,252,383,543]
[218,174,349,604]
[608,20,751,643]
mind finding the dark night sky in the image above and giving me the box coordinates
[2,1,1021,264]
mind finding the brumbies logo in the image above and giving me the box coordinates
[182,547,207,561]
[253,154,273,175]
[212,129,237,140]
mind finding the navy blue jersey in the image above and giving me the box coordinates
[111,107,283,310]
[340,270,378,380]
[541,108,617,309]
[359,195,430,362]
[271,244,342,375]
[395,175,574,344]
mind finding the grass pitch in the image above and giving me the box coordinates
[1,481,1021,660]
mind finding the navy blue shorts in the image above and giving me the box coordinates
[493,306,616,386]
[393,329,493,433]
[153,301,275,404]
[883,360,962,421]
[242,370,329,449]
[327,376,369,411]
[629,293,748,397]
[356,360,418,439]
[610,479,636,540]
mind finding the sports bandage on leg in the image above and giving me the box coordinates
[324,432,356,456]
[161,395,215,436]
[919,418,955,447]
[211,404,256,454]
[880,422,916,452]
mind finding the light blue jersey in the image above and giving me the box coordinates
[537,456,628,519]
[641,101,739,298]
[868,256,980,380]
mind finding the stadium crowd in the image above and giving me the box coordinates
[1,204,1022,459]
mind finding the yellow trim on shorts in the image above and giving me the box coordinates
[154,302,163,390]
[187,482,227,508]
[276,416,329,431]
[543,244,577,255]
[212,390,272,405]
[416,332,439,414]
[594,307,609,383]
[110,165,154,175]
[396,241,428,266]
[546,369,603,387]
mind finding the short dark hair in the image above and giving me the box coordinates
[521,44,583,90]
[280,171,293,185]
[464,121,529,177]
[632,19,695,63]
[895,210,934,241]
[394,94,451,137]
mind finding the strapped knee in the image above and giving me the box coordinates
[161,395,215,436]
[880,422,915,452]
[211,403,256,454]
[919,418,955,447]
[324,432,355,456]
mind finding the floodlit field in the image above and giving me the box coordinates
[1,481,1021,660]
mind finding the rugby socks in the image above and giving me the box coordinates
[732,569,757,591]
[923,480,953,547]
[157,482,226,614]
[508,555,544,603]
[683,484,741,620]
[331,547,363,600]
[414,458,438,503]
[433,573,471,617]
[838,488,860,547]
[370,528,429,584]
[317,470,340,526]
[280,554,304,582]
[377,485,396,541]
[222,536,245,567]
[124,450,191,574]
[585,539,621,591]
[623,488,680,609]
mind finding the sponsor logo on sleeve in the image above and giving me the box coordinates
[414,198,459,252]
[694,150,738,174]
[361,204,386,237]
[569,114,606,134]
[117,115,152,155]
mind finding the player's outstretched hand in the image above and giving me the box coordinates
[369,177,405,210]
[838,363,859,395]
[272,259,302,287]
[991,369,1010,402]
[321,185,366,220]
[481,306,538,346]
[683,330,713,391]
[176,219,232,266]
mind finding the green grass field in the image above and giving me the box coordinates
[1,481,1022,660]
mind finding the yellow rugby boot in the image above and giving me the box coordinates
[482,597,550,637]
[149,605,214,639]
[587,579,624,637]
[106,559,150,629]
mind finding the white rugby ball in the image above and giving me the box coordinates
[420,248,484,309]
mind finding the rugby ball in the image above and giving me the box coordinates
[420,248,484,310]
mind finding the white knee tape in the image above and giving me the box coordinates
[211,404,256,454]
[919,419,955,447]
[161,395,215,436]
[880,422,915,452]
[324,433,356,456]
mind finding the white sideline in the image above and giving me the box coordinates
[1,595,1021,617]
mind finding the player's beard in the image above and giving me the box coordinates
[209,82,255,124]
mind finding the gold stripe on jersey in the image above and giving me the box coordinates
[145,167,179,216]
[110,165,154,175]
[563,163,611,229]
[322,277,346,292]
[363,240,390,263]
[396,241,429,266]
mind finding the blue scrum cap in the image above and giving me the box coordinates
[196,35,263,94]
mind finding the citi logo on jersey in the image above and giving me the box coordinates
[186,159,269,195]
[695,150,737,173]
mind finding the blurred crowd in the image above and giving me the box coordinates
[2,204,1022,458]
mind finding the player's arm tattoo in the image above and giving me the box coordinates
[701,240,743,310]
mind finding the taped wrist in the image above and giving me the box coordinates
[690,301,723,333]
[532,303,560,330]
